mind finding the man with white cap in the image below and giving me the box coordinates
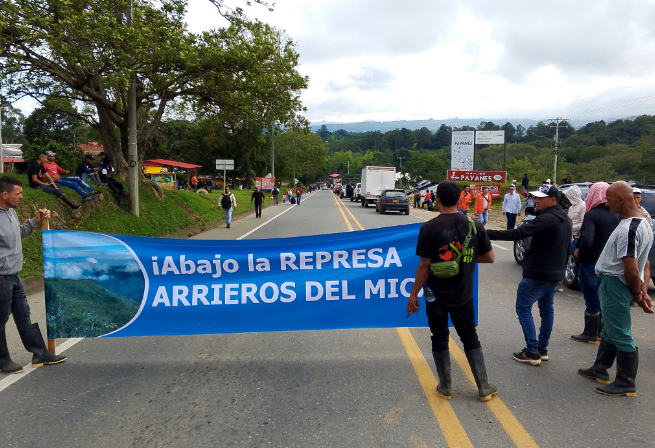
[43,151,99,201]
[487,184,572,365]
[632,188,653,229]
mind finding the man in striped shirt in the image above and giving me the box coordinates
[502,185,522,229]
[578,181,653,397]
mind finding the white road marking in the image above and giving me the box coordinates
[492,243,510,251]
[0,338,83,393]
[410,214,428,221]
[237,191,318,240]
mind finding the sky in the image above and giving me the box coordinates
[43,232,142,281]
[13,0,655,126]
[184,0,655,124]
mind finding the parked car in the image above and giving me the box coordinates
[636,186,655,281]
[376,189,410,215]
[353,183,362,202]
[341,183,355,200]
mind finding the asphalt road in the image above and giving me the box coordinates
[2,189,655,448]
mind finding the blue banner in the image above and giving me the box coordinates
[42,224,477,338]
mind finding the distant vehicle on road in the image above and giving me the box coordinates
[360,166,396,208]
[341,183,355,200]
[376,189,410,215]
[353,183,362,202]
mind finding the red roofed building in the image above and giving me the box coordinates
[77,140,104,155]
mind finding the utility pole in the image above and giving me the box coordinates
[0,106,3,174]
[397,156,404,187]
[547,117,569,184]
[346,161,350,174]
[126,0,139,216]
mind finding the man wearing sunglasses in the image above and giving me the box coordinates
[502,185,522,230]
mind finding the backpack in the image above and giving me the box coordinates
[290,196,296,204]
[221,194,232,209]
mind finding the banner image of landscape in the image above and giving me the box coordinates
[42,225,479,339]
[451,131,475,170]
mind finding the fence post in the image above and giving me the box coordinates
[42,214,56,355]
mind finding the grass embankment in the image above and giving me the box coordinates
[1,174,259,279]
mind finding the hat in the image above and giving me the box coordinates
[85,155,95,160]
[633,187,642,194]
[531,184,560,200]
[45,151,56,156]
[99,152,106,157]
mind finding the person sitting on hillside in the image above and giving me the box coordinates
[43,151,99,202]
[76,155,103,186]
[99,158,127,204]
[28,153,80,209]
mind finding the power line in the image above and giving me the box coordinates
[568,93,655,119]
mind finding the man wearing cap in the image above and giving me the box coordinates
[99,157,127,204]
[632,188,653,229]
[28,153,80,209]
[43,151,99,202]
[502,185,522,229]
[486,184,572,365]
[578,181,653,397]
[76,155,102,186]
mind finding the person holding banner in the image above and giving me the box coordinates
[220,187,237,228]
[0,176,67,374]
[407,180,498,402]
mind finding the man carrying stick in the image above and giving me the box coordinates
[0,176,66,374]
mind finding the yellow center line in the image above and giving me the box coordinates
[335,196,365,230]
[332,193,354,231]
[330,195,536,447]
[448,337,540,448]
[397,328,474,448]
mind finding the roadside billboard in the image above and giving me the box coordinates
[475,131,505,145]
[470,184,502,199]
[256,177,276,190]
[450,131,475,170]
[447,170,507,183]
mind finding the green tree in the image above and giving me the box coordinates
[0,100,26,145]
[0,0,307,175]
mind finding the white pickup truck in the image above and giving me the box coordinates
[360,166,397,208]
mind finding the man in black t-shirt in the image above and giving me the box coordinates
[407,180,497,402]
[99,158,127,204]
[28,153,80,209]
[250,187,266,218]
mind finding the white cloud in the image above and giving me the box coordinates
[186,0,655,123]
[18,1,655,123]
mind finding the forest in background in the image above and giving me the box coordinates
[3,100,655,186]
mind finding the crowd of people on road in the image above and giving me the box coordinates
[408,179,653,402]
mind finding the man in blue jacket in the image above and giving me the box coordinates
[487,184,572,365]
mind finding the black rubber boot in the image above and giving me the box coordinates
[596,348,638,397]
[465,348,498,402]
[597,311,603,340]
[18,323,66,367]
[578,339,616,384]
[571,312,600,344]
[431,350,452,400]
[0,330,23,374]
[59,196,80,210]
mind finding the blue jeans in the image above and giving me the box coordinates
[515,278,557,352]
[477,210,488,226]
[458,209,468,215]
[506,212,517,229]
[56,177,93,197]
[223,207,233,224]
[523,186,528,195]
[296,194,302,204]
[578,263,600,314]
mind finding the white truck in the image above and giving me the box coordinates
[360,166,397,208]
